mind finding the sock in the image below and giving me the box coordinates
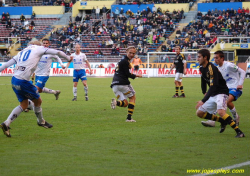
[230,107,238,120]
[127,102,135,120]
[73,87,77,97]
[175,86,179,95]
[34,106,45,124]
[84,86,88,96]
[221,114,242,133]
[42,87,56,94]
[4,105,23,126]
[28,99,34,111]
[117,100,126,107]
[180,86,185,95]
[202,112,224,123]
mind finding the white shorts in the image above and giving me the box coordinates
[112,85,135,100]
[175,72,183,82]
[198,94,228,114]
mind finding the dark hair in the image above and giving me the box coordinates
[42,38,50,43]
[214,50,224,60]
[198,49,211,61]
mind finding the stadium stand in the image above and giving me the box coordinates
[166,6,250,51]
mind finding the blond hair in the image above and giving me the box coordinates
[126,46,137,51]
[28,40,42,46]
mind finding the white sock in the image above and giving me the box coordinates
[34,106,45,124]
[42,87,56,94]
[73,87,77,97]
[230,107,238,120]
[84,86,88,96]
[28,99,34,111]
[4,105,23,126]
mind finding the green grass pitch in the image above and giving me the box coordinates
[0,77,249,176]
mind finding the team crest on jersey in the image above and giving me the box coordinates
[206,71,209,78]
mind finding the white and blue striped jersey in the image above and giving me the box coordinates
[71,52,87,70]
[35,55,64,76]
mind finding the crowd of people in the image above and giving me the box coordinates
[161,7,250,51]
[49,5,185,56]
[1,12,37,37]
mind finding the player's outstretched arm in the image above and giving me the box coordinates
[45,48,70,61]
[0,58,17,72]
[54,55,65,69]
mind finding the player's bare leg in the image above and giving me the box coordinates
[72,82,78,101]
[82,80,88,101]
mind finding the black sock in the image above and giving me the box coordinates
[127,102,135,120]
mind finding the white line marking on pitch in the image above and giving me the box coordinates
[191,161,250,176]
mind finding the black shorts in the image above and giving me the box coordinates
[134,65,139,71]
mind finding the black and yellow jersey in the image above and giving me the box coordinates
[200,62,229,103]
[174,53,186,73]
[111,56,136,88]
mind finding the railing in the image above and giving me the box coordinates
[217,37,250,44]
[0,37,21,48]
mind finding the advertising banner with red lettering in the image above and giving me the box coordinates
[0,62,201,77]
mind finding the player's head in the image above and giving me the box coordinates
[42,38,50,48]
[197,49,210,65]
[75,43,81,53]
[28,40,42,46]
[175,46,181,54]
[126,46,137,60]
[214,50,224,66]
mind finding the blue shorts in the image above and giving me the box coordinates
[12,76,40,102]
[73,69,87,82]
[229,88,242,101]
[35,76,49,89]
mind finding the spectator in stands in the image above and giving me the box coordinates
[94,50,99,57]
[31,11,36,20]
[31,20,35,27]
[102,5,107,19]
[0,0,3,7]
[6,19,11,28]
[98,50,103,57]
[75,15,81,22]
[161,44,167,52]
[1,12,6,24]
[142,46,148,55]
[5,12,10,21]
[96,6,100,19]
[111,45,117,55]
[98,64,104,68]
[64,0,70,12]
[20,14,25,26]
[192,41,198,49]
[114,7,119,18]
[43,0,49,5]
[91,7,96,19]
[106,38,113,48]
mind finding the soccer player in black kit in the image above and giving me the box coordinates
[195,49,245,138]
[168,46,187,98]
[110,46,142,122]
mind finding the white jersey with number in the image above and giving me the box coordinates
[12,45,69,81]
[71,52,87,70]
[35,55,63,76]
[218,61,240,89]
